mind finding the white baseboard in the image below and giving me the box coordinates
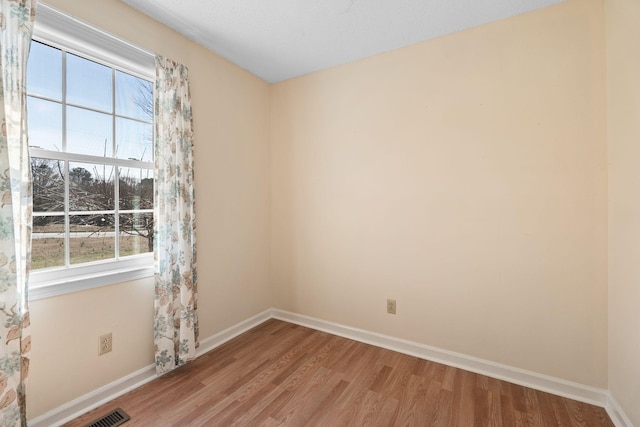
[28,364,157,427]
[30,308,634,427]
[195,309,273,357]
[273,309,639,426]
[28,309,273,427]
[271,309,610,408]
[606,393,636,427]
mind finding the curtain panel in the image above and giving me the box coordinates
[0,0,36,425]
[153,56,198,375]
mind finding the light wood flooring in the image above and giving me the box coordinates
[65,319,614,426]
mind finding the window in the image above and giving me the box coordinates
[28,4,155,300]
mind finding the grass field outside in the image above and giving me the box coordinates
[32,234,151,270]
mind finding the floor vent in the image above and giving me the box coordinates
[85,408,130,427]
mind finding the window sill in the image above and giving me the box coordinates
[29,263,154,301]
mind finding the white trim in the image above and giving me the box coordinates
[29,254,154,300]
[29,264,154,300]
[195,309,274,357]
[28,364,157,427]
[31,148,154,169]
[33,2,155,80]
[605,393,636,427]
[30,308,626,426]
[271,309,610,408]
[27,309,273,427]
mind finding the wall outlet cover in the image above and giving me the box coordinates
[99,333,112,355]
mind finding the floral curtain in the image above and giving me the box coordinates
[0,0,36,424]
[153,56,198,375]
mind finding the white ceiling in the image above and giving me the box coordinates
[121,0,564,83]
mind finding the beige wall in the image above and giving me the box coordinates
[29,279,154,418]
[271,0,608,388]
[607,0,640,424]
[28,0,272,419]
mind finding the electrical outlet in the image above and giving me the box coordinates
[99,333,112,355]
[387,299,396,315]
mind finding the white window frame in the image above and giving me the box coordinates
[29,3,156,301]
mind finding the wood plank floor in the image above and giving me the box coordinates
[65,319,614,426]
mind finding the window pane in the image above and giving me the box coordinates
[116,71,152,121]
[32,158,64,212]
[67,53,112,112]
[116,117,153,161]
[32,215,66,270]
[69,214,115,264]
[69,162,115,211]
[27,41,62,100]
[119,167,153,210]
[28,97,62,151]
[67,106,113,156]
[119,213,153,257]
[27,31,155,276]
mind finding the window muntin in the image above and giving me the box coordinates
[27,40,154,281]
